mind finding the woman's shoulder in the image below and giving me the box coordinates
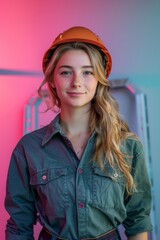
[14,125,49,153]
[16,118,58,150]
[121,136,144,156]
[20,115,60,145]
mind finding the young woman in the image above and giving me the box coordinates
[5,26,152,240]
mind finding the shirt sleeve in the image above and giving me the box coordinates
[122,140,153,237]
[5,144,37,240]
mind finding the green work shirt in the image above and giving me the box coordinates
[5,115,152,240]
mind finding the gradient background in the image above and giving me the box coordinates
[0,0,160,239]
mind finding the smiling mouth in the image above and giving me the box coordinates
[67,92,86,95]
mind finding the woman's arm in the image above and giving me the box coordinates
[5,144,37,240]
[122,139,152,237]
[128,232,148,240]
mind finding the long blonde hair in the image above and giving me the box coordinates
[38,42,136,194]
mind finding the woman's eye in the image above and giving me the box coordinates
[83,71,94,75]
[60,71,72,76]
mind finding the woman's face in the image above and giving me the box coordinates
[52,49,98,111]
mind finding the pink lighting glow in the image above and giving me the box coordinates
[126,85,135,94]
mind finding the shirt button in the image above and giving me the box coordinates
[78,168,83,174]
[114,173,118,178]
[42,175,47,180]
[79,202,85,208]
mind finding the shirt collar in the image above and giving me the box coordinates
[41,114,62,146]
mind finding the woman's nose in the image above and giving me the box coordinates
[71,73,82,87]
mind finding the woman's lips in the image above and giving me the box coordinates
[67,91,86,96]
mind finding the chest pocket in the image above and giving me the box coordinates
[30,167,69,213]
[92,165,126,208]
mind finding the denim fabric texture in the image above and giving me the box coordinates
[5,115,152,240]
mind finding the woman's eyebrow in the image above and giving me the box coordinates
[81,65,93,69]
[58,65,93,69]
[58,65,72,69]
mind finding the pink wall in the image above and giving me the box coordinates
[0,75,41,233]
[1,1,115,236]
[1,0,160,239]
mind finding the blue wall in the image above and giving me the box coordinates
[108,2,160,238]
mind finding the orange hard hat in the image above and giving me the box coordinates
[42,26,112,78]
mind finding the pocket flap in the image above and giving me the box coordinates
[93,165,125,182]
[30,168,67,185]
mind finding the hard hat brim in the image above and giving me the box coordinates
[43,26,112,78]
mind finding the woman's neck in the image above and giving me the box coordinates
[60,107,91,136]
[60,107,91,159]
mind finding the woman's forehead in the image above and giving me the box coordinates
[55,49,92,67]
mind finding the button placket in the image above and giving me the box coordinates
[76,164,87,239]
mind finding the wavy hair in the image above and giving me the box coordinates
[38,42,136,194]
